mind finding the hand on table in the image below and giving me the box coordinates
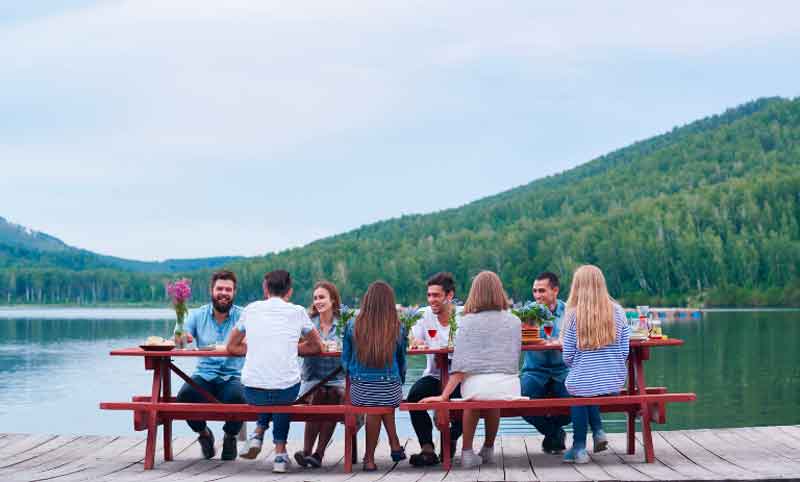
[419,395,446,404]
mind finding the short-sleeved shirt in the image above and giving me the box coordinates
[181,304,244,382]
[301,316,345,387]
[411,306,462,379]
[236,297,314,390]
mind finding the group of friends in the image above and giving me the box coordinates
[175,265,630,472]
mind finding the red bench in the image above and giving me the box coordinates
[100,398,393,472]
[399,389,696,469]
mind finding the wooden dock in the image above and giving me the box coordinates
[2,426,799,481]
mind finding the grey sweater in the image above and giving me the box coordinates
[450,310,521,375]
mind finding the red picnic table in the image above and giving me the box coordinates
[103,337,685,468]
[411,338,687,463]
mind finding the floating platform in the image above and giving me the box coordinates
[2,425,799,481]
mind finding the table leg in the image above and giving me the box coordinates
[438,352,449,461]
[634,348,655,463]
[144,361,162,470]
[161,359,173,461]
[627,354,636,454]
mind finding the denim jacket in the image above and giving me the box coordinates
[341,319,406,384]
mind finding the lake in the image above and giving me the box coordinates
[1,308,798,438]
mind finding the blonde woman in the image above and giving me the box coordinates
[421,271,521,468]
[561,265,630,464]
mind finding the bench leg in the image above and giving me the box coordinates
[344,413,355,473]
[143,361,162,470]
[640,402,655,462]
[627,410,636,455]
[437,409,452,470]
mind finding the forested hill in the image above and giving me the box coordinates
[2,97,798,307]
[0,217,240,274]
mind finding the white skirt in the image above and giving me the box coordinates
[460,373,526,401]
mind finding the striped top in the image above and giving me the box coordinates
[562,304,630,397]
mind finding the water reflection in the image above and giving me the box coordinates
[0,310,798,437]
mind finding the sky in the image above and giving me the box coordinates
[1,1,799,261]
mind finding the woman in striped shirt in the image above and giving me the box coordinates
[561,265,630,464]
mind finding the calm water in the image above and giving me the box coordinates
[0,308,798,438]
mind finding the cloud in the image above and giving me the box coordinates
[0,1,798,258]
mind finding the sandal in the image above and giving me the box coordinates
[362,461,378,472]
[391,447,406,462]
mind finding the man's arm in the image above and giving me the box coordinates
[299,328,323,355]
[226,327,247,355]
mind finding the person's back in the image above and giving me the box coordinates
[240,297,311,390]
[562,303,629,397]
[340,281,407,471]
[451,310,520,380]
[341,319,405,383]
[559,265,630,465]
[226,269,322,473]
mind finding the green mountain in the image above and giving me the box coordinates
[0,216,240,284]
[1,97,798,307]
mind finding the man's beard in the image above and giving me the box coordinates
[213,297,233,313]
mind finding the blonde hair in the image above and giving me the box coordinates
[462,271,509,314]
[565,265,616,350]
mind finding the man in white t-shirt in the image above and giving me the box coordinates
[406,272,464,467]
[226,270,323,473]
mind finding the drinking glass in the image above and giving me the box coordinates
[542,322,554,341]
[427,328,439,347]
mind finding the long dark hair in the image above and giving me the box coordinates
[308,281,342,320]
[354,281,400,368]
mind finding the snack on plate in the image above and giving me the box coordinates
[145,336,174,346]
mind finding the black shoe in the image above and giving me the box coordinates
[542,435,554,454]
[553,429,567,454]
[221,434,237,460]
[198,429,215,459]
[409,451,440,467]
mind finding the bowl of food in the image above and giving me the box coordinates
[140,336,176,351]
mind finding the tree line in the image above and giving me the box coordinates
[1,97,798,307]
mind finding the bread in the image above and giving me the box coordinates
[145,336,174,346]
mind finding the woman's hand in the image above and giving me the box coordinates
[419,395,446,403]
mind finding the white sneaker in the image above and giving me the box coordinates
[239,435,262,459]
[461,449,483,468]
[478,445,495,464]
[273,453,292,473]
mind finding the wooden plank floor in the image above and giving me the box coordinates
[2,426,799,481]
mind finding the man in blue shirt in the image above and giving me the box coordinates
[520,272,571,454]
[176,270,245,461]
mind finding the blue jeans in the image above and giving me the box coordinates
[570,404,603,450]
[177,376,245,436]
[243,383,300,444]
[520,371,571,440]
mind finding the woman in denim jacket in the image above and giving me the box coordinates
[341,281,407,471]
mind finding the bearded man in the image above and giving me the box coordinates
[175,270,245,461]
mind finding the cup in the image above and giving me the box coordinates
[542,322,554,341]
